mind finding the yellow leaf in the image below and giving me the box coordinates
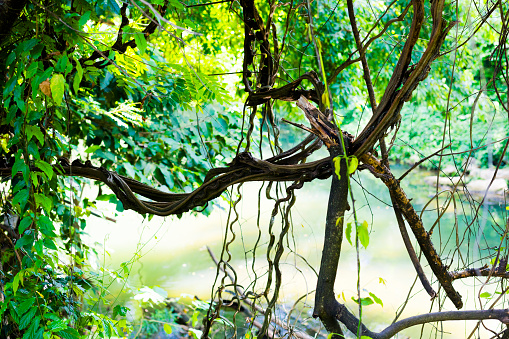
[333,156,341,180]
[347,156,358,175]
[163,323,172,334]
[50,74,65,106]
[336,216,343,226]
[0,134,9,153]
[321,90,330,109]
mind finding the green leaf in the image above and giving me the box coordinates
[12,271,24,294]
[26,61,40,78]
[26,125,44,145]
[345,222,352,246]
[134,31,148,54]
[96,194,116,201]
[16,297,36,316]
[369,292,383,307]
[36,215,56,237]
[15,233,33,250]
[73,73,81,94]
[123,162,136,178]
[333,156,341,180]
[73,59,83,94]
[43,237,57,250]
[56,54,69,74]
[12,154,27,179]
[35,67,54,87]
[480,292,491,298]
[159,166,174,189]
[102,318,113,338]
[79,11,91,28]
[22,314,40,339]
[47,319,67,332]
[352,296,374,306]
[191,310,200,327]
[19,307,37,330]
[35,160,54,180]
[84,144,101,153]
[347,156,358,175]
[163,323,172,334]
[358,220,370,249]
[55,328,80,339]
[113,305,129,318]
[18,216,33,233]
[35,193,52,213]
[6,51,16,66]
[27,140,40,160]
[13,189,29,210]
[50,74,65,106]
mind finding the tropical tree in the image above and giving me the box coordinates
[0,0,508,338]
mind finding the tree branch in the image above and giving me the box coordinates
[389,191,437,299]
[450,265,509,280]
[1,150,334,217]
[313,145,349,338]
[360,152,463,309]
[346,0,377,111]
[375,309,509,339]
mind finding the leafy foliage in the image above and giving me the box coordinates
[0,0,242,337]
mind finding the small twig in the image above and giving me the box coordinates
[0,229,22,267]
[281,118,316,135]
[346,0,377,111]
[361,152,463,309]
[186,0,233,8]
[398,143,452,181]
[390,192,437,299]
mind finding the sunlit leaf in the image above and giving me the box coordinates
[333,156,341,180]
[163,323,172,334]
[134,31,148,55]
[352,296,374,306]
[50,74,65,106]
[85,145,101,153]
[480,292,491,298]
[369,292,383,307]
[345,222,352,245]
[347,156,358,175]
[358,220,370,249]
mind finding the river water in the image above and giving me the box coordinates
[84,166,508,338]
